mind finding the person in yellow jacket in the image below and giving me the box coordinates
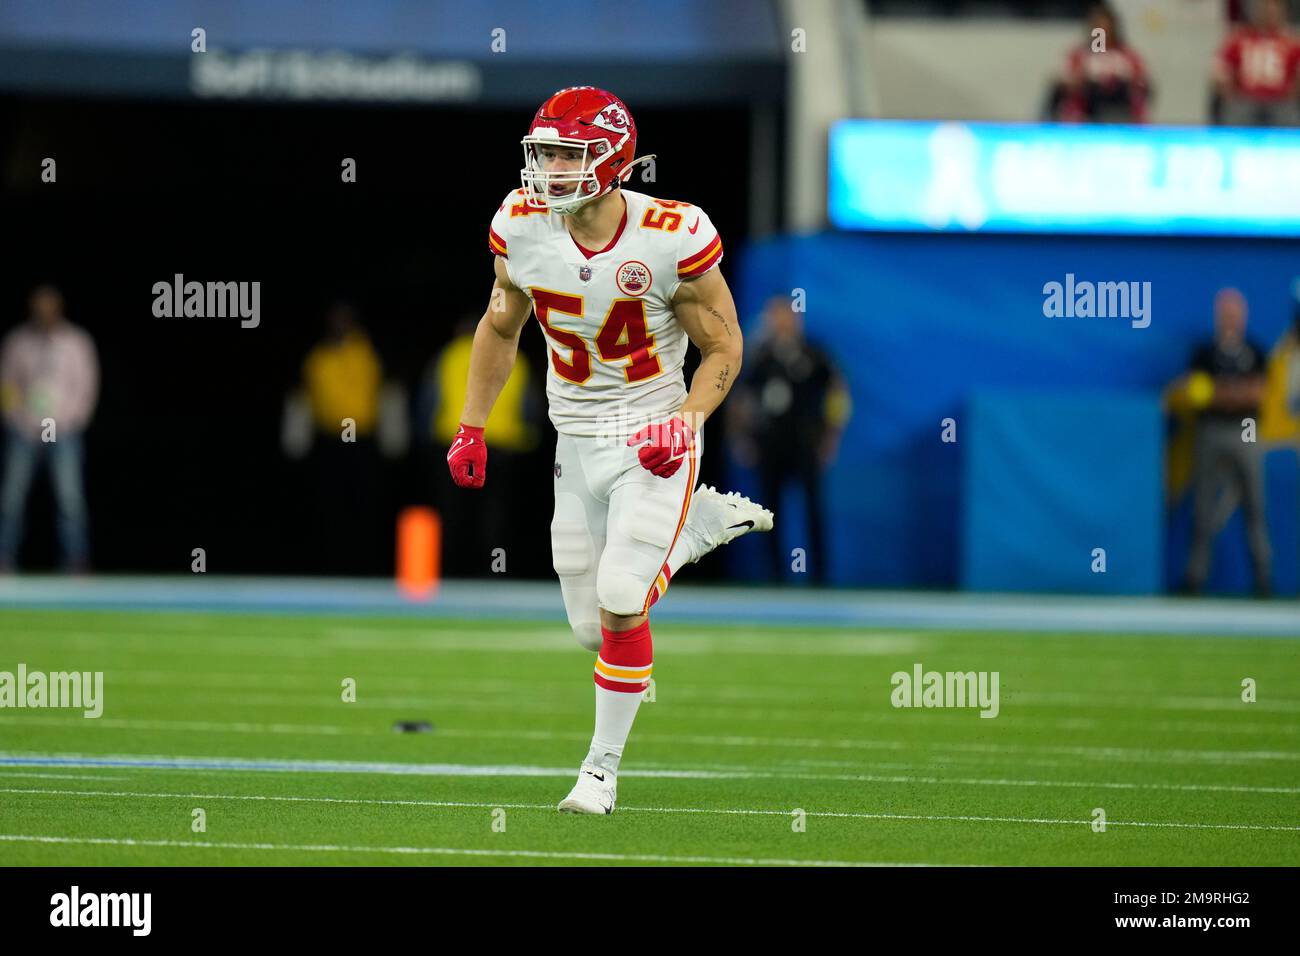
[299,302,385,574]
[1258,286,1300,446]
[1165,286,1300,597]
[1259,284,1300,599]
[420,317,539,575]
[1164,290,1270,596]
[430,319,535,454]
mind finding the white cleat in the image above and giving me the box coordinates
[557,763,617,815]
[684,485,775,558]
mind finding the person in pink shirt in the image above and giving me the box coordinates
[0,285,99,572]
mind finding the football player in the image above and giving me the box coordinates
[447,87,773,814]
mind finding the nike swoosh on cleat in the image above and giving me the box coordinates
[727,521,755,531]
[584,770,605,781]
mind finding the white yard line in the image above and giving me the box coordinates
[4,755,1298,793]
[0,715,358,736]
[0,833,933,867]
[632,762,1300,795]
[2,786,1297,832]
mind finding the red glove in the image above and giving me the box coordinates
[628,417,695,478]
[447,423,487,488]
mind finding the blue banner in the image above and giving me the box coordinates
[830,120,1300,237]
[961,390,1164,594]
[729,230,1300,592]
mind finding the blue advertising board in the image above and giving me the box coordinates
[830,120,1300,238]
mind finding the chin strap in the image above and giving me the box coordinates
[554,153,657,215]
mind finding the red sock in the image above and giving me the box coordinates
[593,620,653,692]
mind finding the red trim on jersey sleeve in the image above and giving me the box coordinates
[677,235,723,278]
[488,225,508,257]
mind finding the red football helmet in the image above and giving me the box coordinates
[521,87,644,214]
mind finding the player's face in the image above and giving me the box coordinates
[536,144,589,198]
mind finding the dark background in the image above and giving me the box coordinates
[0,94,760,576]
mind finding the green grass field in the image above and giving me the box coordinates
[0,608,1297,866]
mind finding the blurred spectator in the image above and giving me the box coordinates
[1178,289,1271,596]
[1253,280,1300,601]
[1257,277,1300,442]
[732,297,850,585]
[416,315,538,576]
[1211,0,1300,126]
[0,285,99,572]
[296,301,384,574]
[303,303,382,436]
[1046,3,1150,123]
[1289,279,1300,418]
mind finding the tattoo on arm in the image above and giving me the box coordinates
[714,364,732,392]
[706,306,733,337]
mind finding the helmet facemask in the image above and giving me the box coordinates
[521,133,621,215]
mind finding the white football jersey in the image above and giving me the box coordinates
[488,187,724,438]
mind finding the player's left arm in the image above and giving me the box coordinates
[671,266,744,430]
[628,267,741,477]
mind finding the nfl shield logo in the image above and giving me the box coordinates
[578,265,592,282]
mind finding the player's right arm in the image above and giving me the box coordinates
[460,255,533,428]
[447,256,533,489]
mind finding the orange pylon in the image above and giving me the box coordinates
[397,506,440,600]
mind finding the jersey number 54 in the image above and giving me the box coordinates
[532,288,663,385]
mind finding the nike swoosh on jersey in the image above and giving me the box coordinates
[688,216,700,234]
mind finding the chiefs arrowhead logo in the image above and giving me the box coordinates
[593,105,629,133]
